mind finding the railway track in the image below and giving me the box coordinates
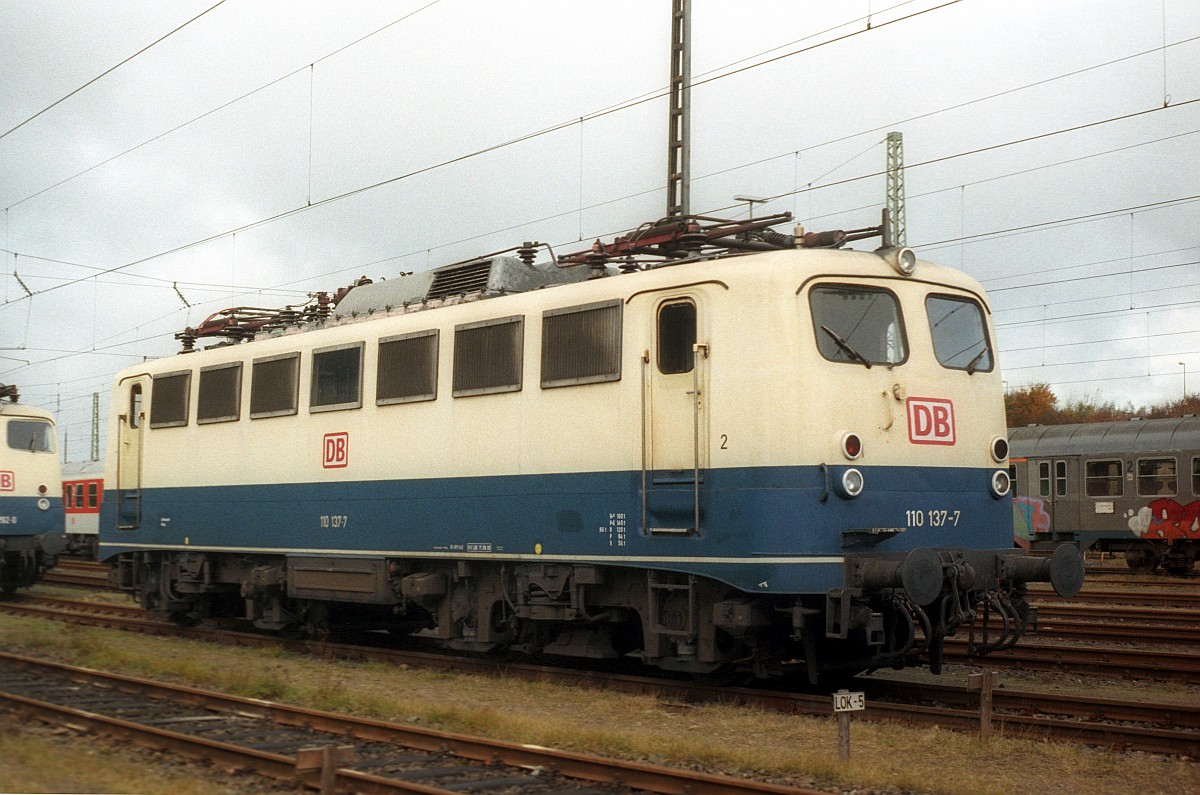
[1028,582,1200,608]
[1,594,1196,756]
[52,557,104,571]
[42,561,110,590]
[1031,609,1200,646]
[0,651,830,795]
[943,635,1200,683]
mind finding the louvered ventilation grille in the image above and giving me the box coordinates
[427,260,492,300]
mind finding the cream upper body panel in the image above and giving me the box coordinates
[105,247,1003,488]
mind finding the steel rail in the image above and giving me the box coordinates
[0,652,829,795]
[945,636,1200,682]
[860,679,1200,731]
[1028,584,1200,607]
[40,570,111,589]
[1032,616,1200,646]
[1042,602,1200,626]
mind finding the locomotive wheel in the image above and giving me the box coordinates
[1124,545,1160,575]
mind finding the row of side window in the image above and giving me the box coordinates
[1033,457,1200,499]
[148,301,622,428]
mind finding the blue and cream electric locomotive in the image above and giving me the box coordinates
[100,213,1082,682]
[0,384,65,594]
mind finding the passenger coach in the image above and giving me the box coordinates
[1010,416,1200,575]
[100,214,1081,682]
[62,460,103,558]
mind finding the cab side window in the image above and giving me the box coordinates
[658,300,696,375]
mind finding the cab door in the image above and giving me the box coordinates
[116,376,147,530]
[643,297,708,534]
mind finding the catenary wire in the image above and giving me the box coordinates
[4,3,1192,307]
[5,98,1194,311]
[0,1,229,141]
[1,1,443,212]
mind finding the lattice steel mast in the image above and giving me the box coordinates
[667,0,691,217]
[885,131,907,246]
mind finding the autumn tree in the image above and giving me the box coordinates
[1004,383,1059,427]
[1005,385,1200,428]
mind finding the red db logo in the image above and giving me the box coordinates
[906,398,955,445]
[0,471,13,491]
[322,432,349,468]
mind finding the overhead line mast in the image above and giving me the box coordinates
[667,0,691,217]
[886,131,907,246]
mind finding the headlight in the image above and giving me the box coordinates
[839,468,865,499]
[990,469,1011,498]
[37,498,50,511]
[879,246,917,276]
[990,436,1009,463]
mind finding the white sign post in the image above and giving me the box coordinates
[832,689,866,761]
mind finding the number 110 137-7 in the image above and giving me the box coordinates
[905,509,961,527]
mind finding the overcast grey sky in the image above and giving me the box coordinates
[1,0,1198,459]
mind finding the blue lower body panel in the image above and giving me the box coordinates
[99,464,1011,595]
[0,496,63,538]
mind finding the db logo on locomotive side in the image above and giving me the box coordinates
[323,432,349,468]
[906,397,955,445]
[0,471,13,491]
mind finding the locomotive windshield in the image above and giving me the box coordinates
[5,419,54,453]
[810,285,906,367]
[926,294,993,373]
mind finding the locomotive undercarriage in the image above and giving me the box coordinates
[109,546,1078,682]
[0,537,60,596]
